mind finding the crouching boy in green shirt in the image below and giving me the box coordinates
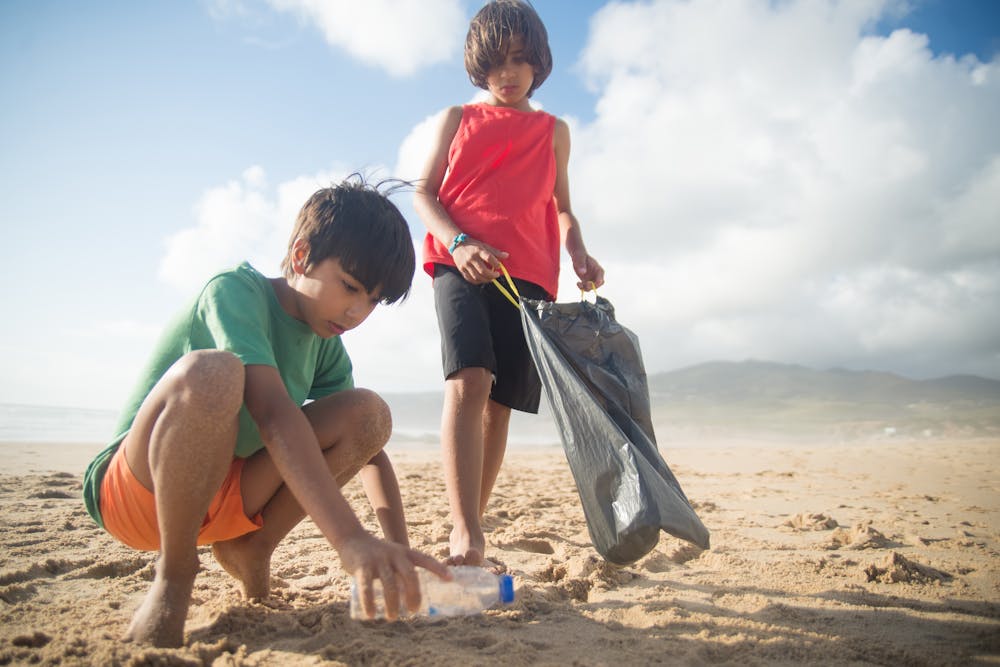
[83,175,447,647]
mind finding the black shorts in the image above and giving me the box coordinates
[432,264,549,413]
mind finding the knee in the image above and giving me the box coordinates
[351,388,392,449]
[446,367,493,401]
[166,350,244,415]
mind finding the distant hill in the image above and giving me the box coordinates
[647,360,1000,442]
[649,360,1000,403]
[381,361,1000,446]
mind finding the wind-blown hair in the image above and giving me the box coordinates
[281,174,415,304]
[464,0,553,98]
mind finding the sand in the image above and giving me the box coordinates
[1,438,998,666]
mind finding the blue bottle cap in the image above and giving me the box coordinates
[498,574,515,604]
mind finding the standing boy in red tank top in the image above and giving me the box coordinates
[414,0,605,567]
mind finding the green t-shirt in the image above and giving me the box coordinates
[83,262,354,528]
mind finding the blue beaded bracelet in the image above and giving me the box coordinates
[448,232,467,254]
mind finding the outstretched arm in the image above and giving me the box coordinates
[414,106,508,284]
[243,365,447,619]
[359,449,410,547]
[553,118,605,291]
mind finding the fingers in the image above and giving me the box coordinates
[355,543,452,620]
[455,244,504,284]
[591,261,606,288]
[575,256,605,291]
[385,546,454,616]
[481,243,509,260]
[410,549,453,580]
[396,565,422,615]
[377,561,401,621]
[398,550,453,615]
[463,264,499,284]
[355,566,376,620]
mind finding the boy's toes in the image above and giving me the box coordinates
[447,548,484,567]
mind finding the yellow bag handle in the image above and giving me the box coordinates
[492,262,521,309]
[493,265,599,308]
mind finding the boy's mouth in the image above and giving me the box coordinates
[326,321,347,336]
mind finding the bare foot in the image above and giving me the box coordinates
[123,574,194,648]
[212,533,272,599]
[448,525,485,567]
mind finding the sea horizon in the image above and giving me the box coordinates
[0,401,564,450]
[4,390,988,451]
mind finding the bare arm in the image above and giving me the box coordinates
[243,365,447,618]
[413,106,509,284]
[359,449,409,547]
[553,118,605,290]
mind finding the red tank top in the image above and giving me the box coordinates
[422,103,560,299]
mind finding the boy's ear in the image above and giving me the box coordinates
[290,238,310,275]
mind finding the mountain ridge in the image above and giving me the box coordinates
[644,360,1000,441]
[648,359,1000,403]
[382,360,1000,443]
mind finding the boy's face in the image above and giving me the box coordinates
[486,35,535,108]
[290,256,380,338]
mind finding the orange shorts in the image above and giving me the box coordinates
[99,445,263,551]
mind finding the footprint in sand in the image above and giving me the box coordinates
[26,474,80,499]
[1,558,78,585]
[0,582,39,604]
[75,556,153,580]
[509,538,555,554]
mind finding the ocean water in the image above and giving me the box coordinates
[0,401,563,450]
[0,403,119,443]
[382,392,562,450]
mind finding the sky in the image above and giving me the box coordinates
[1,0,998,411]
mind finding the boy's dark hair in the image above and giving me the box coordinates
[281,174,415,304]
[465,0,552,98]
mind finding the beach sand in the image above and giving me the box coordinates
[1,438,998,665]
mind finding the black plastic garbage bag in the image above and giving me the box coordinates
[520,296,710,565]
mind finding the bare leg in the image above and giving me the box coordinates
[122,350,244,647]
[440,367,492,566]
[211,388,391,598]
[479,399,511,517]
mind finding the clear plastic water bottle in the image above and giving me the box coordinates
[350,566,515,620]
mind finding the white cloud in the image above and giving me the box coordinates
[264,0,465,76]
[395,109,446,184]
[560,0,1000,379]
[157,166,444,392]
[159,165,359,291]
[193,0,999,382]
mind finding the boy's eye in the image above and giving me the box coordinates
[342,280,359,293]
